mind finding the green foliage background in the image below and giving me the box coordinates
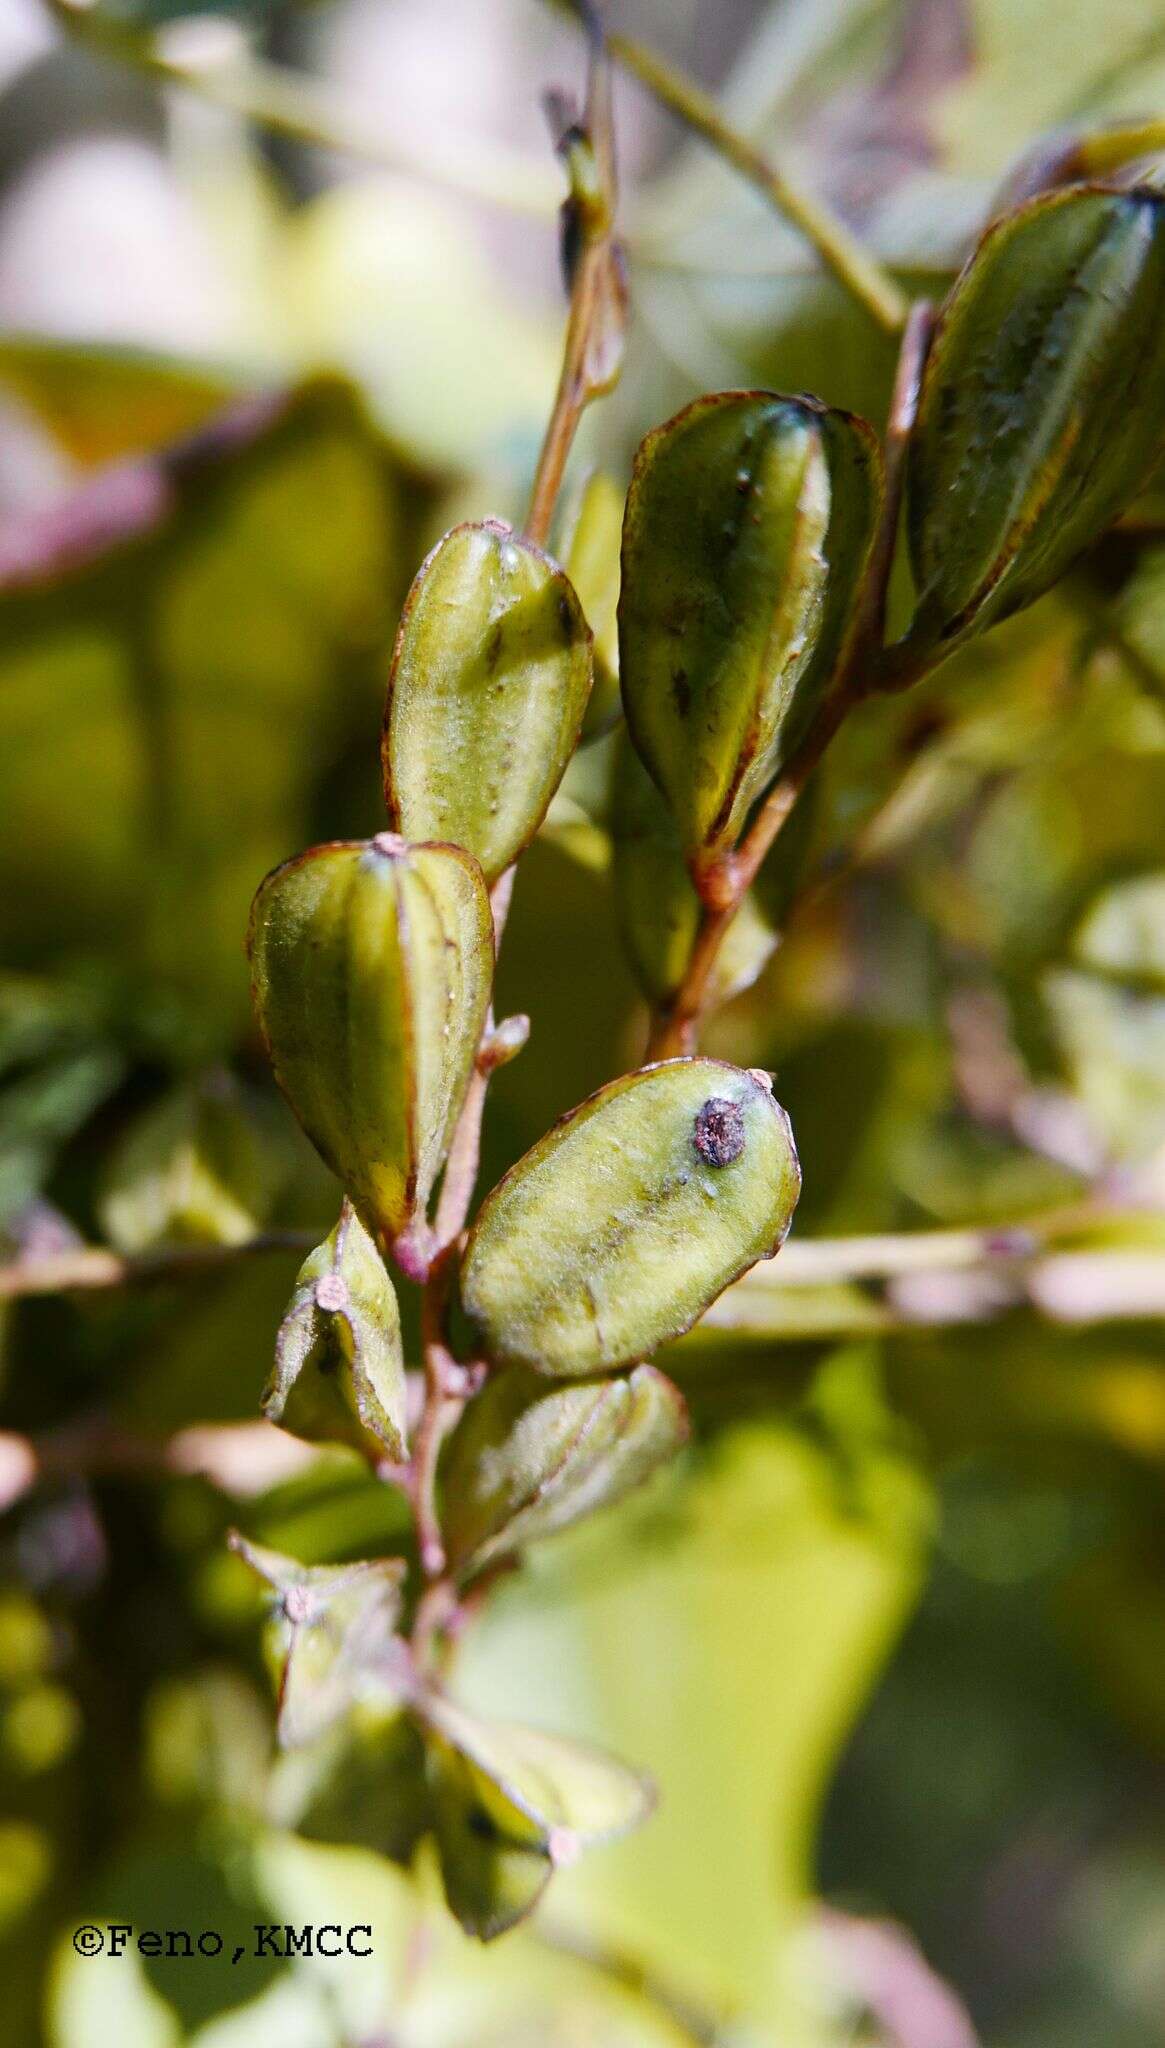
[2,0,1165,2042]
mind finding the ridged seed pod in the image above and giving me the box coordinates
[619,391,880,877]
[247,833,493,1279]
[903,185,1165,659]
[382,520,592,883]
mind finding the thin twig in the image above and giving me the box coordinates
[42,0,559,218]
[739,1207,1098,1287]
[607,31,908,336]
[409,856,516,1616]
[408,30,627,1634]
[853,299,934,655]
[413,1247,461,1581]
[0,1230,316,1302]
[525,21,626,546]
[0,1417,318,1513]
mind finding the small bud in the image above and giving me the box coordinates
[619,392,881,871]
[313,1273,348,1313]
[480,1013,531,1074]
[382,521,593,884]
[461,1058,801,1378]
[247,835,493,1277]
[264,1203,407,1462]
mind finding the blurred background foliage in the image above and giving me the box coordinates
[1,0,1165,2042]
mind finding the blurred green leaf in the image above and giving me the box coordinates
[1044,965,1165,1161]
[282,182,560,475]
[99,1072,280,1252]
[0,379,401,1061]
[1073,870,1165,989]
[144,1667,271,1815]
[0,1043,124,1230]
[458,1410,931,2024]
[0,336,240,468]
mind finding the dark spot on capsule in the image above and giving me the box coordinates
[467,1804,500,1842]
[559,591,574,637]
[693,1096,746,1167]
[672,668,690,716]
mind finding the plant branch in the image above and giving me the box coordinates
[645,303,934,1060]
[854,299,934,654]
[0,1230,316,1302]
[408,865,516,1622]
[607,31,908,336]
[698,1199,1165,1343]
[525,24,627,547]
[412,1246,463,1582]
[0,1416,318,1512]
[408,28,629,1627]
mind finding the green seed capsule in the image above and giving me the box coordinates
[247,834,493,1279]
[904,185,1165,659]
[461,1058,801,1377]
[418,1693,653,1941]
[264,1202,407,1462]
[442,1362,688,1579]
[619,391,880,871]
[229,1537,406,1749]
[382,520,593,883]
